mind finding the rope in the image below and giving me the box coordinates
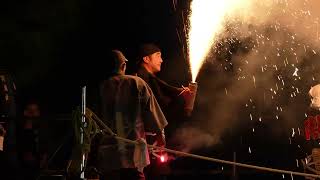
[85,108,320,179]
[115,136,320,179]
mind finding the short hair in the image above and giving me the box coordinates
[138,43,161,61]
[106,50,128,72]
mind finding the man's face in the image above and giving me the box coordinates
[144,51,163,74]
[24,103,40,118]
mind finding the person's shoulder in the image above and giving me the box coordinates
[102,75,150,90]
[124,75,147,84]
[123,74,138,79]
[137,67,152,79]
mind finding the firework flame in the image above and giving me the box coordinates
[177,0,320,152]
[188,0,251,82]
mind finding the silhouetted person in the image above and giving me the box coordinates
[17,100,48,180]
[136,43,192,180]
[92,50,167,180]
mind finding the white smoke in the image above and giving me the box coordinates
[172,0,320,152]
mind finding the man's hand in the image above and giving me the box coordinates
[179,86,194,103]
[178,86,191,96]
[154,130,166,147]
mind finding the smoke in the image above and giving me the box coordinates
[172,0,320,153]
[170,126,220,153]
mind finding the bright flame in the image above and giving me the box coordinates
[188,0,251,82]
[159,153,168,163]
[160,155,165,162]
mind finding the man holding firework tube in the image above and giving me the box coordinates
[136,43,197,179]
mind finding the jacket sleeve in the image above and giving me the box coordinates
[141,82,168,134]
[155,77,182,97]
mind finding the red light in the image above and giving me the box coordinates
[160,155,165,162]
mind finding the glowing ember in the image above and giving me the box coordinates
[292,67,299,76]
[160,154,167,163]
[160,155,165,162]
[291,128,295,137]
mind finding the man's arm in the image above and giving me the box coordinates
[140,82,168,145]
[155,77,183,97]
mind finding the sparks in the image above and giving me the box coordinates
[188,0,251,82]
[291,128,295,137]
[293,67,299,76]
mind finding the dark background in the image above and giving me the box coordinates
[1,0,190,113]
[1,0,317,179]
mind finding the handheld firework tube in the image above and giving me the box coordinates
[184,82,198,116]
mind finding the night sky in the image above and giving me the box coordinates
[1,0,190,113]
[2,0,320,179]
